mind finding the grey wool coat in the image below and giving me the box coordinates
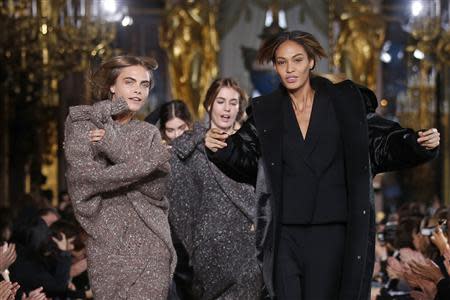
[64,99,176,300]
[168,124,263,300]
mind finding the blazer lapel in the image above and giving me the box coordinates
[303,89,330,160]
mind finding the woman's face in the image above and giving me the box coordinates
[274,40,314,92]
[209,87,240,132]
[164,117,189,141]
[110,65,151,112]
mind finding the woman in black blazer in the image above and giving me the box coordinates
[205,30,440,300]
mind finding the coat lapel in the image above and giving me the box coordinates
[332,80,372,300]
[251,88,284,220]
[332,80,368,177]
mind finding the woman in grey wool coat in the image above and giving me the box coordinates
[168,78,263,300]
[64,56,176,300]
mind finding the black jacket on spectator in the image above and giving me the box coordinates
[207,76,438,299]
[10,244,84,298]
[10,217,85,299]
[435,278,450,300]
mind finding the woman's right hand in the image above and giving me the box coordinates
[52,233,75,252]
[89,129,105,142]
[21,287,46,300]
[430,226,449,255]
[205,128,229,152]
[0,280,12,300]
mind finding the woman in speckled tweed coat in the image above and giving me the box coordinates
[64,56,176,300]
[168,78,263,299]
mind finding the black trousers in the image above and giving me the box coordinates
[275,224,346,300]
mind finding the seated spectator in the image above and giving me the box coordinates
[375,204,450,300]
[38,207,60,227]
[9,216,90,299]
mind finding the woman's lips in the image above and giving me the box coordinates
[286,76,298,83]
[220,115,231,122]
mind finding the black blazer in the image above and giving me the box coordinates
[207,76,438,299]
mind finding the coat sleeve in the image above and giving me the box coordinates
[130,129,170,202]
[367,113,438,175]
[93,121,170,201]
[64,117,170,210]
[206,108,261,186]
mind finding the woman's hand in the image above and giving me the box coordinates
[89,129,106,142]
[408,258,444,284]
[205,128,228,152]
[410,290,428,300]
[387,257,406,279]
[8,282,19,300]
[410,281,438,300]
[0,281,19,300]
[21,287,46,300]
[52,233,75,252]
[430,226,449,255]
[417,128,440,150]
[0,243,16,273]
[0,280,12,300]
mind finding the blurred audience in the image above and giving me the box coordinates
[372,201,450,300]
[3,188,450,300]
[0,190,91,299]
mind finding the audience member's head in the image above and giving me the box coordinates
[38,208,60,227]
[395,217,421,250]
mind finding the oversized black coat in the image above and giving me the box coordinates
[207,76,438,299]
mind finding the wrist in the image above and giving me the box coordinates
[440,245,450,255]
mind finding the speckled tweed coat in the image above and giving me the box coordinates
[168,124,263,300]
[64,100,176,300]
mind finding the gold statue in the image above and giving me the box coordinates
[160,0,219,118]
[333,3,385,91]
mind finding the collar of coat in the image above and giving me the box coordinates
[271,75,378,114]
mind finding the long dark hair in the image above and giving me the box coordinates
[91,55,158,101]
[159,100,193,141]
[257,30,327,70]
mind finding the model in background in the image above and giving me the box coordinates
[169,78,263,299]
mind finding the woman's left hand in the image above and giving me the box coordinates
[89,129,105,142]
[417,128,440,150]
[0,243,16,273]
